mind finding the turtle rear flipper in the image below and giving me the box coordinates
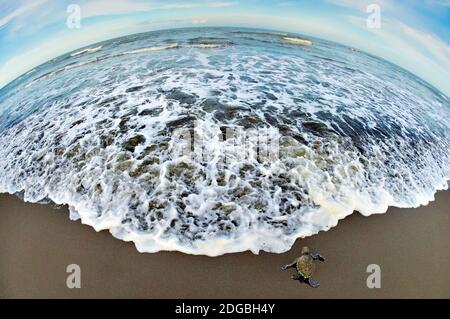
[291,273,304,281]
[305,278,320,288]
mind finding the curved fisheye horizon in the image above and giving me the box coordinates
[0,0,449,95]
[3,25,449,101]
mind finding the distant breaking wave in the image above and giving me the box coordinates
[0,28,448,256]
[70,45,103,57]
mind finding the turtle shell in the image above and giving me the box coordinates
[296,254,314,278]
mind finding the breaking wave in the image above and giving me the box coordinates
[0,27,448,256]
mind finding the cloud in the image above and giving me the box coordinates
[345,14,450,94]
[398,21,450,66]
[346,14,450,68]
[158,1,237,10]
[80,0,237,18]
[80,0,153,18]
[0,0,48,28]
[0,18,139,89]
[327,0,394,13]
[426,0,450,6]
[0,0,238,40]
[0,0,448,95]
[0,0,238,26]
[327,0,371,11]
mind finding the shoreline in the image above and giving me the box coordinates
[4,179,449,257]
[0,191,449,298]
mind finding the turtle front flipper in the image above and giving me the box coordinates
[305,278,320,288]
[281,259,298,270]
[310,252,325,262]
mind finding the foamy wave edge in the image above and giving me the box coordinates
[1,178,448,256]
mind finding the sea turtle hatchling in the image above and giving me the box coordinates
[281,246,325,288]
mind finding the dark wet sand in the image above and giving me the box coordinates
[0,191,448,298]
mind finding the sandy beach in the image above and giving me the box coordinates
[0,191,448,298]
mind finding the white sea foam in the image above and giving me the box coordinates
[0,28,448,256]
[124,43,179,54]
[70,45,103,57]
[190,44,223,49]
[283,36,312,45]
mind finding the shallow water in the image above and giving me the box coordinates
[0,27,449,255]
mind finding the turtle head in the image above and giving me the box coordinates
[301,246,310,255]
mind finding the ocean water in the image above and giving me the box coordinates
[0,27,448,256]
